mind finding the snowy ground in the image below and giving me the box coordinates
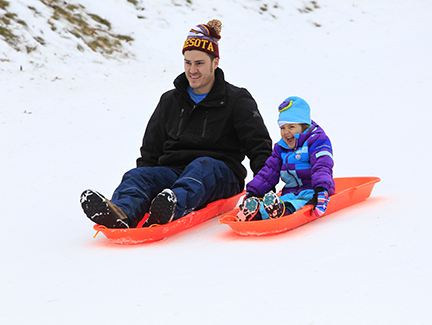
[2,0,432,324]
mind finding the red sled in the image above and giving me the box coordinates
[219,176,381,237]
[93,191,245,245]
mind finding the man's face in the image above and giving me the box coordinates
[184,50,219,94]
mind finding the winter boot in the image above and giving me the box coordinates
[263,191,284,219]
[143,189,177,227]
[236,197,261,221]
[80,189,130,228]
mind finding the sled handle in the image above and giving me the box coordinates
[219,215,238,224]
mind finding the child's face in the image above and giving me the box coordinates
[280,123,303,149]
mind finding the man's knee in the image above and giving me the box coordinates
[191,157,214,166]
[122,167,145,180]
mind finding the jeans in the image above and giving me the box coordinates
[111,157,241,227]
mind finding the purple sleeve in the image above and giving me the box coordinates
[308,135,335,194]
[246,144,282,197]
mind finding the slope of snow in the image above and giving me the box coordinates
[2,0,432,324]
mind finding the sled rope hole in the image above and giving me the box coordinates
[93,225,107,238]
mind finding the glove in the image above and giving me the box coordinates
[308,187,329,218]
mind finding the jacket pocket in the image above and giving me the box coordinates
[176,108,185,137]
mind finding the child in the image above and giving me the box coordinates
[237,96,335,221]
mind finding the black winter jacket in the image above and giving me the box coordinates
[136,68,272,189]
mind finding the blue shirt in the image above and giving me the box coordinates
[187,86,209,103]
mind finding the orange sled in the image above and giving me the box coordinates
[93,191,245,245]
[219,177,381,237]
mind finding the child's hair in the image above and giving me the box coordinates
[300,123,310,132]
[279,123,310,132]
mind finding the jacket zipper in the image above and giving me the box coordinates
[201,110,208,137]
[176,108,185,137]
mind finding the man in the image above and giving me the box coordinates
[80,19,272,228]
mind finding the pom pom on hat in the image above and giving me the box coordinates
[182,19,222,58]
[207,19,222,38]
[277,96,311,127]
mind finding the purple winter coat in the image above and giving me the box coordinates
[246,120,335,197]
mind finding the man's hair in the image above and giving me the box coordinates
[184,50,216,62]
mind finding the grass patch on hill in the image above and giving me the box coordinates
[0,0,134,58]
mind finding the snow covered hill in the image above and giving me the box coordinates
[2,0,432,324]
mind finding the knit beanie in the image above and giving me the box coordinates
[182,19,222,58]
[277,96,311,127]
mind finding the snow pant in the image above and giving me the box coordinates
[258,189,315,220]
[111,157,241,227]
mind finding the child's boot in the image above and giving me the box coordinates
[237,197,261,221]
[263,191,284,219]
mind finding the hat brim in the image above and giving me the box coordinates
[278,121,305,127]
